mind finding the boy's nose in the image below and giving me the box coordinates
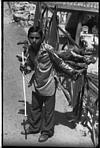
[33,38,36,42]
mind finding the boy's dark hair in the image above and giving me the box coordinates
[28,26,43,39]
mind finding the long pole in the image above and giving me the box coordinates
[22,51,27,117]
[42,2,80,49]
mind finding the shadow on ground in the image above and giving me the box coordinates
[18,101,76,130]
[54,111,76,129]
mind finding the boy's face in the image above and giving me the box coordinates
[28,32,42,53]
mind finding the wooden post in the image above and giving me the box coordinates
[22,52,27,117]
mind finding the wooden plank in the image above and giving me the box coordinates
[42,2,99,13]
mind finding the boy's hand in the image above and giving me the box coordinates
[83,55,96,64]
[20,64,26,74]
[20,64,31,75]
[16,54,27,62]
[72,68,86,80]
[44,44,54,51]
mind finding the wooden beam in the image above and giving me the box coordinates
[58,26,80,49]
[42,2,99,13]
[42,2,81,49]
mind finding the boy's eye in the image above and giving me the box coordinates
[36,37,40,39]
[30,37,40,39]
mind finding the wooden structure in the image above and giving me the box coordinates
[42,2,99,13]
[40,2,99,46]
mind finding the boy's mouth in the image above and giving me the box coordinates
[32,43,37,48]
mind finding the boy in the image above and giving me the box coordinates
[19,25,81,142]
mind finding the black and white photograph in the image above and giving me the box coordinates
[2,1,99,147]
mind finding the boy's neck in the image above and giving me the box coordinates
[29,45,41,55]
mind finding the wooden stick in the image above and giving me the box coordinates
[22,52,27,117]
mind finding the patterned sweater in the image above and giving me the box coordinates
[25,43,76,96]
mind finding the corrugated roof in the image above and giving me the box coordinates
[43,2,99,13]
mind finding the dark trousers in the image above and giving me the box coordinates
[27,91,56,137]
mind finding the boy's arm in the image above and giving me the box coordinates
[71,50,84,59]
[44,44,85,79]
[19,56,34,75]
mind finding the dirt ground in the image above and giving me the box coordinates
[3,2,96,147]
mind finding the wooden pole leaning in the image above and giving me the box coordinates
[22,51,27,117]
[22,51,28,140]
